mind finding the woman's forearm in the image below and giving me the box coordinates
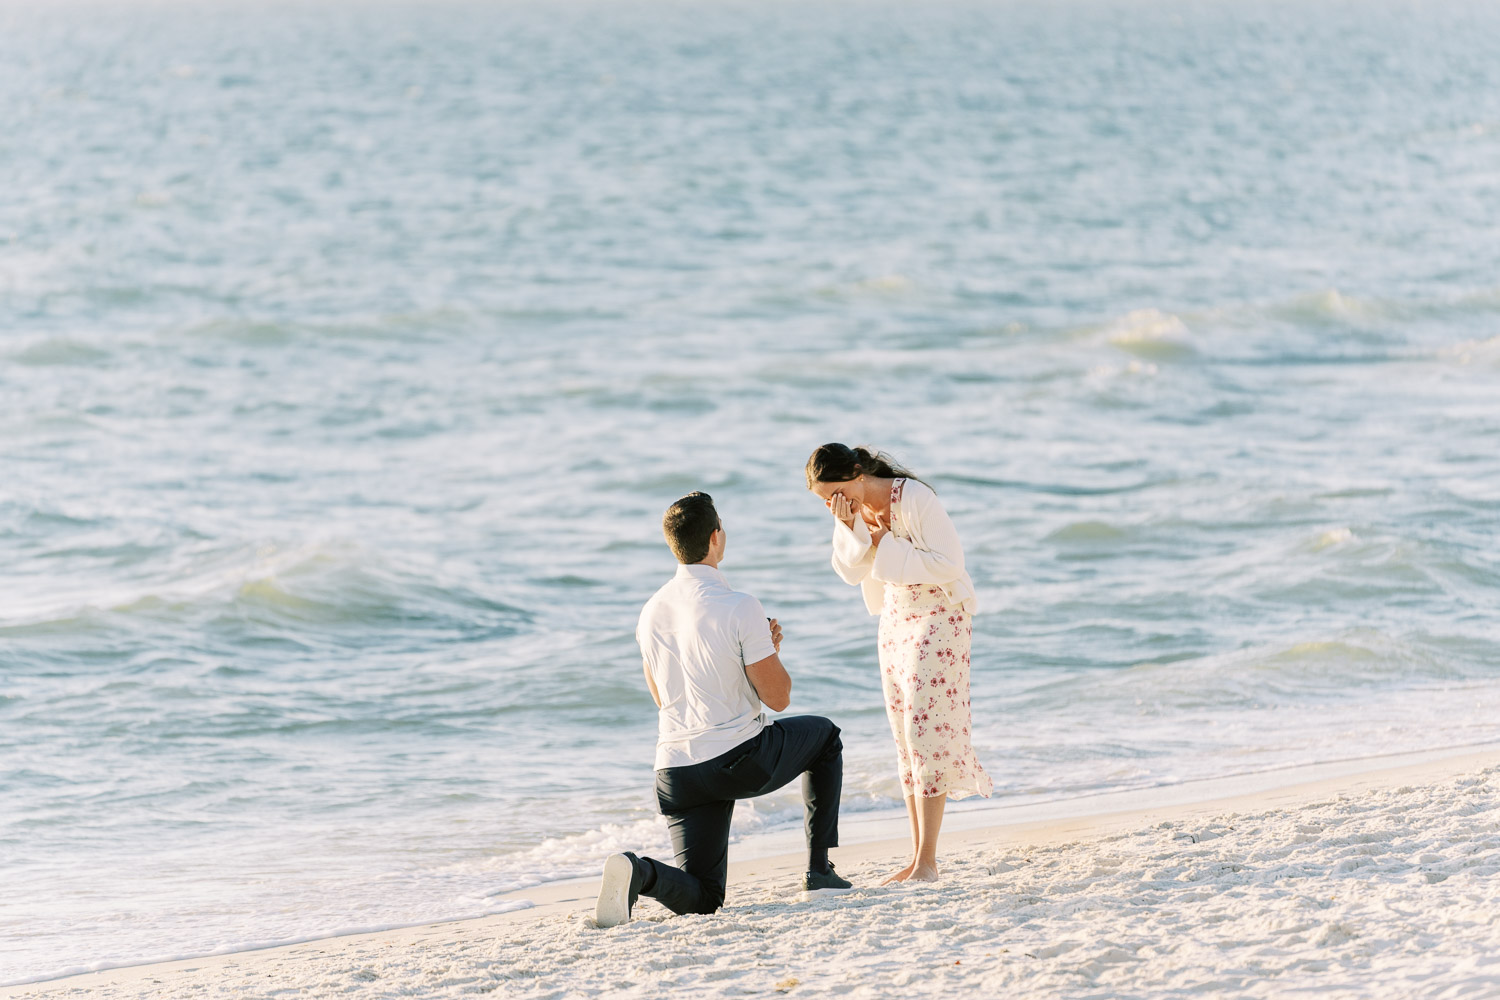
[870,533,964,585]
[870,490,966,585]
[830,517,875,583]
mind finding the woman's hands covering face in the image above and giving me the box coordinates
[827,490,887,546]
[826,491,856,528]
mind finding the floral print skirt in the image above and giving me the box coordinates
[877,583,993,800]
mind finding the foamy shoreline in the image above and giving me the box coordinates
[10,748,1500,999]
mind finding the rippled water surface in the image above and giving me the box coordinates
[4,0,1500,984]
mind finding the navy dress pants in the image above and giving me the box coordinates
[639,715,842,915]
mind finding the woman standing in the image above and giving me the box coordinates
[806,443,991,883]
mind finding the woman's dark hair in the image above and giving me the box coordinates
[804,443,929,490]
[662,491,721,564]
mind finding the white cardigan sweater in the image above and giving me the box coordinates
[829,478,979,616]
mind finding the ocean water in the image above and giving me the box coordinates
[4,0,1500,985]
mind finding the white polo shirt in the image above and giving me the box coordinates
[637,563,778,770]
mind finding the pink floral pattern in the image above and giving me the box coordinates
[876,480,992,801]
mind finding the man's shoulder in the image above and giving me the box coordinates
[637,577,677,628]
[721,587,766,625]
[638,572,712,616]
[640,573,760,619]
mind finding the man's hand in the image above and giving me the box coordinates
[768,617,783,652]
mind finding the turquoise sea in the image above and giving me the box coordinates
[3,0,1500,984]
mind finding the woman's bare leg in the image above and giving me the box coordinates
[908,793,947,881]
[881,794,921,883]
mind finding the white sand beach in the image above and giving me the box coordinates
[10,748,1500,999]
[10,2,1500,996]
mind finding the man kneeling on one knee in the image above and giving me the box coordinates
[596,491,851,926]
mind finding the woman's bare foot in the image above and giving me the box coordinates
[906,862,940,882]
[881,861,916,884]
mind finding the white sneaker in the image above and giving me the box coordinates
[595,853,638,928]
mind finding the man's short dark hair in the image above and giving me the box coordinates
[663,492,720,564]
